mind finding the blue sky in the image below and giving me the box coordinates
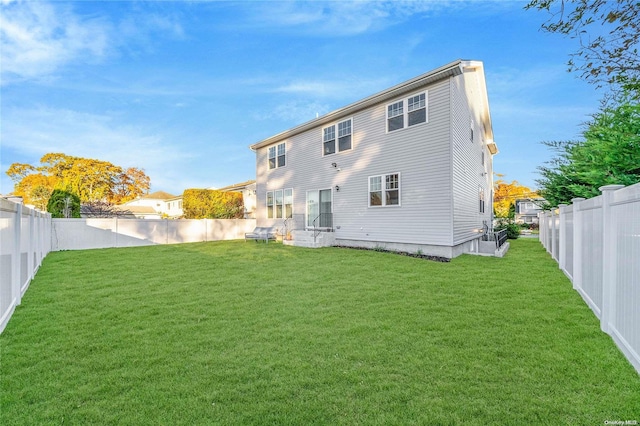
[1,0,604,196]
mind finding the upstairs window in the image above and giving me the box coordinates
[479,187,485,213]
[338,119,352,151]
[387,92,427,132]
[323,118,352,155]
[268,143,286,169]
[323,126,336,155]
[387,101,404,132]
[369,173,400,207]
[470,120,474,143]
[407,93,426,126]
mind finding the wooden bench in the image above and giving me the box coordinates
[244,226,277,243]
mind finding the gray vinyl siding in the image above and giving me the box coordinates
[256,78,453,246]
[450,72,493,245]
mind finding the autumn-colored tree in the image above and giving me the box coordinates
[493,175,539,218]
[6,153,150,205]
[182,189,244,219]
[10,173,56,211]
[112,167,151,205]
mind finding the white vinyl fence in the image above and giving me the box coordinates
[539,183,640,374]
[0,198,52,334]
[52,218,257,251]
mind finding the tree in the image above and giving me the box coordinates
[47,189,81,218]
[493,175,538,218]
[526,0,640,93]
[536,93,640,206]
[182,189,244,219]
[9,173,56,211]
[112,167,151,205]
[6,153,150,205]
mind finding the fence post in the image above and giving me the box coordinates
[599,184,624,334]
[571,198,585,290]
[550,209,558,260]
[558,204,568,271]
[27,209,35,284]
[12,203,22,306]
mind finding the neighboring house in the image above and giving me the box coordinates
[215,180,257,219]
[122,191,183,218]
[515,198,545,224]
[250,59,498,258]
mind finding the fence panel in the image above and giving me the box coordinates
[564,206,574,279]
[52,218,257,250]
[539,183,640,375]
[579,197,604,317]
[0,198,52,334]
[610,185,640,374]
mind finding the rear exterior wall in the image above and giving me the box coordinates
[255,78,454,247]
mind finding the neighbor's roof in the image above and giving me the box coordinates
[114,205,158,214]
[142,191,176,200]
[216,179,256,192]
[250,59,496,152]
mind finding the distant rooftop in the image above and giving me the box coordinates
[216,180,256,192]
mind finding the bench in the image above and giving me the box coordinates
[244,226,278,243]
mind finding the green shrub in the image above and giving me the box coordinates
[496,223,520,239]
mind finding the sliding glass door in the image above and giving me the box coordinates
[306,189,332,228]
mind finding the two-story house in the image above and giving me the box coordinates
[250,59,498,259]
[515,198,545,225]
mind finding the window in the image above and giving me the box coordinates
[479,187,485,213]
[338,119,352,151]
[369,173,400,207]
[323,118,352,155]
[323,126,335,155]
[275,190,283,218]
[284,189,293,218]
[268,143,286,169]
[266,188,293,218]
[266,191,274,218]
[387,101,404,132]
[407,93,426,126]
[387,92,427,132]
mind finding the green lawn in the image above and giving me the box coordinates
[1,239,638,425]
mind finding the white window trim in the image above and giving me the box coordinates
[268,142,286,170]
[322,117,353,156]
[386,91,428,133]
[368,172,401,207]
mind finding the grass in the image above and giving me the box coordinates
[1,239,639,425]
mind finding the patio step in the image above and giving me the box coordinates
[283,230,335,248]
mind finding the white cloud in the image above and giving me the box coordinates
[0,1,187,84]
[0,1,111,82]
[272,76,391,101]
[1,106,192,192]
[238,0,493,36]
[255,101,331,124]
